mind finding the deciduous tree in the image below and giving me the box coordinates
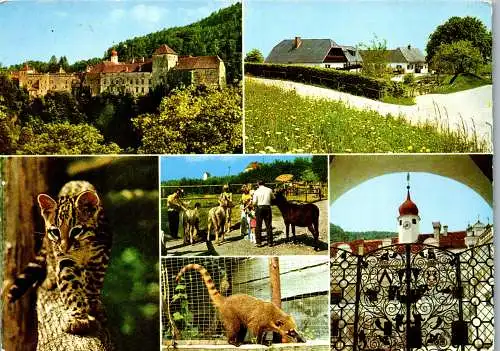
[431,40,482,79]
[245,49,264,63]
[426,16,491,63]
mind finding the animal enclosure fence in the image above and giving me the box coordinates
[161,256,329,345]
[330,243,494,351]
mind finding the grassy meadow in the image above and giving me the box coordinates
[244,79,488,153]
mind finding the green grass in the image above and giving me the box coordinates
[380,95,416,105]
[426,73,492,94]
[245,79,488,153]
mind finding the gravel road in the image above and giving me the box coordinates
[248,77,493,148]
[163,199,329,256]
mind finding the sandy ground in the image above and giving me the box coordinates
[248,77,493,148]
[163,200,329,256]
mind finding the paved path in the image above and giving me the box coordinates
[163,200,329,256]
[249,77,493,147]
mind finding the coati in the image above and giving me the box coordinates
[176,263,306,346]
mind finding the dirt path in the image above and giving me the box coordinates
[163,200,329,256]
[248,77,493,148]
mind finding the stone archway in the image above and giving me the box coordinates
[329,155,492,206]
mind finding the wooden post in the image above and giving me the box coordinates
[2,157,49,351]
[268,257,281,308]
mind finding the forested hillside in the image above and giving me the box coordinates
[6,3,242,82]
[108,3,242,82]
[330,223,397,243]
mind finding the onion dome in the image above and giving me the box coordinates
[111,49,118,56]
[399,189,419,216]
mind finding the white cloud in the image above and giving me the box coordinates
[130,4,167,24]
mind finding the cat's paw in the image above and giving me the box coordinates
[64,315,96,335]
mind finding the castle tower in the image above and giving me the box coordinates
[397,173,420,243]
[152,44,178,87]
[110,49,118,64]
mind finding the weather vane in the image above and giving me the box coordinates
[406,172,410,191]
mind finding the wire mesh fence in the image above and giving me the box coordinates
[161,256,329,345]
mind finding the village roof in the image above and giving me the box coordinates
[338,45,363,64]
[266,39,337,64]
[87,60,152,74]
[389,46,426,63]
[154,44,177,55]
[175,56,222,70]
[331,230,468,255]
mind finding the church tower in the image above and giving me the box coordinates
[397,173,420,243]
[110,49,119,64]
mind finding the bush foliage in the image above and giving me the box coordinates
[245,62,395,100]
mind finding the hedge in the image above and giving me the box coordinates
[245,62,396,100]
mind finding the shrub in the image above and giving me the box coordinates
[245,63,389,100]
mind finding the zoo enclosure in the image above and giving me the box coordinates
[330,243,494,351]
[161,256,329,345]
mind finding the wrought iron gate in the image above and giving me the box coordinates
[330,244,494,351]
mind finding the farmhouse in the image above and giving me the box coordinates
[387,45,428,74]
[360,45,428,74]
[266,37,362,70]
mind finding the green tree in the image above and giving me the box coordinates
[48,55,59,73]
[311,156,328,182]
[245,49,264,63]
[58,56,70,72]
[431,40,483,79]
[0,103,19,153]
[17,123,122,154]
[426,16,492,63]
[40,91,86,124]
[133,85,242,154]
[358,35,391,78]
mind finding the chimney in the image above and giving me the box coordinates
[443,225,448,236]
[432,221,441,237]
[294,36,302,49]
[141,57,145,63]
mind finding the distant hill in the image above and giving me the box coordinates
[107,3,242,83]
[330,224,396,243]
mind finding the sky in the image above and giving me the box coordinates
[160,155,311,181]
[330,172,493,234]
[244,0,492,58]
[0,0,236,66]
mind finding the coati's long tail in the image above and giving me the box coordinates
[176,264,224,307]
[7,251,47,302]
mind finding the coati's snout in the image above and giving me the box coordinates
[287,329,306,343]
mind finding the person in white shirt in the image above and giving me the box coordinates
[252,180,275,247]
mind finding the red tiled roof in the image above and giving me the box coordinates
[87,60,152,74]
[175,56,221,70]
[331,231,467,255]
[154,44,177,55]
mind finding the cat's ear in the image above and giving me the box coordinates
[76,190,100,209]
[37,194,57,215]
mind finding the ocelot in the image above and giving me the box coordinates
[7,181,112,335]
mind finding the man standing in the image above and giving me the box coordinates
[167,188,185,239]
[252,180,275,247]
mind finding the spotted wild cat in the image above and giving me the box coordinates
[7,181,112,335]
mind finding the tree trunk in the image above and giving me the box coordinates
[2,158,114,351]
[2,157,49,351]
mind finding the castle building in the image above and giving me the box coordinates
[84,44,226,96]
[15,65,81,98]
[13,44,226,98]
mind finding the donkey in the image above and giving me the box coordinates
[183,202,201,245]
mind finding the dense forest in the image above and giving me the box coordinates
[330,223,397,243]
[0,3,242,155]
[161,156,327,194]
[4,3,242,82]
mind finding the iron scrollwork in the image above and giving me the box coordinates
[330,243,494,351]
